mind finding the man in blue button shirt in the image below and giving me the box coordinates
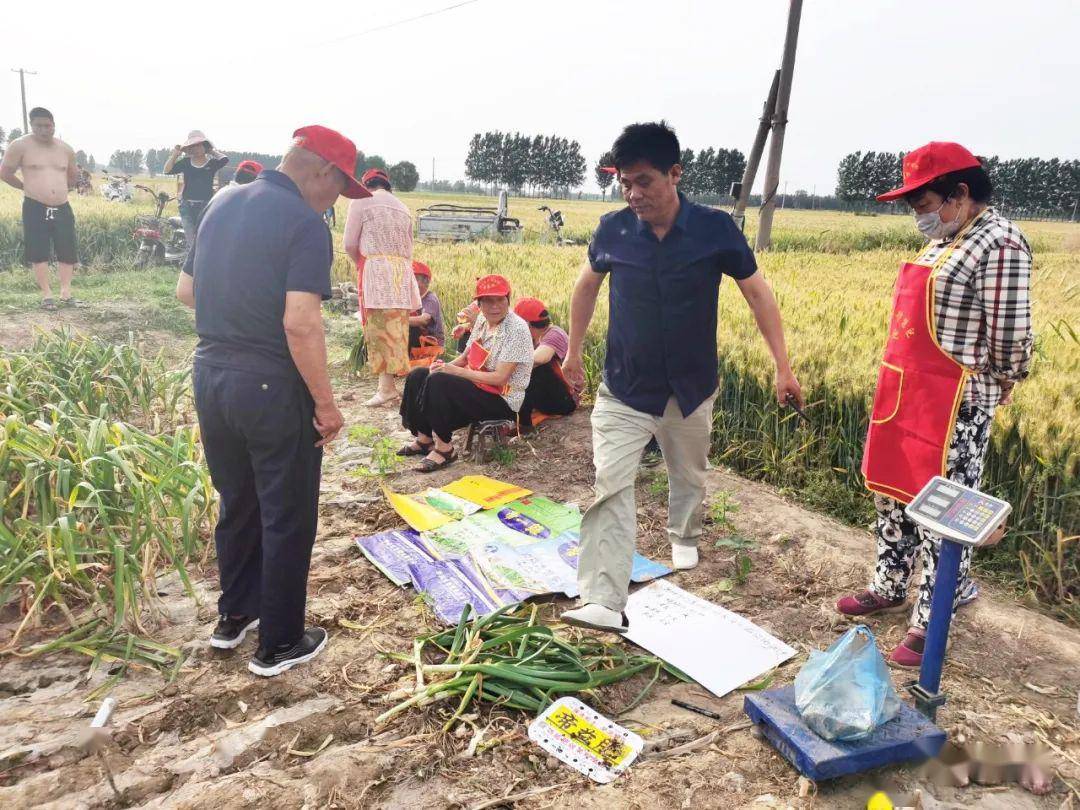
[176,125,368,675]
[561,122,803,633]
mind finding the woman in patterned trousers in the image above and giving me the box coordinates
[837,142,1033,668]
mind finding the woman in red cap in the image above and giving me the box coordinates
[398,274,534,472]
[836,142,1034,667]
[228,160,263,187]
[407,260,445,357]
[513,296,578,429]
[343,167,419,406]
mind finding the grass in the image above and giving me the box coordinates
[1,181,1077,620]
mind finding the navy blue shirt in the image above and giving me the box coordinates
[588,193,757,417]
[184,170,333,379]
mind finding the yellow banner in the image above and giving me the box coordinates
[442,475,532,509]
[383,487,454,532]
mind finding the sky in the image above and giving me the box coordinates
[5,0,1079,194]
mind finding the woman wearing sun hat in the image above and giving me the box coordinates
[398,274,534,472]
[164,130,229,247]
[835,142,1034,668]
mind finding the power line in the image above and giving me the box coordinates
[313,0,482,47]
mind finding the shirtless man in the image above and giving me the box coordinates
[0,107,79,310]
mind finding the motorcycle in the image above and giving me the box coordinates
[100,169,133,202]
[132,185,187,268]
[538,205,582,245]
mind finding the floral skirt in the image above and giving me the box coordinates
[364,309,410,376]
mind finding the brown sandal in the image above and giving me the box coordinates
[416,447,456,473]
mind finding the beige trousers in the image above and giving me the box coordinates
[578,384,716,612]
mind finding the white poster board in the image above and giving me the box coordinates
[625,580,796,699]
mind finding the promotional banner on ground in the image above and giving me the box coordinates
[355,475,672,623]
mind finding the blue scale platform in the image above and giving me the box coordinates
[743,686,946,781]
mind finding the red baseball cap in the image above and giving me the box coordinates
[514,297,548,324]
[236,160,263,175]
[292,125,368,199]
[362,168,391,189]
[475,274,511,299]
[876,142,981,202]
[412,260,431,279]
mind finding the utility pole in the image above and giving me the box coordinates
[11,67,38,132]
[432,157,435,186]
[755,0,803,252]
[733,70,780,231]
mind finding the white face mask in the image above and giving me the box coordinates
[914,197,963,240]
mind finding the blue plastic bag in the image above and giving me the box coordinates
[794,625,901,741]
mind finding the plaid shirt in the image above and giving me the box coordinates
[917,208,1033,413]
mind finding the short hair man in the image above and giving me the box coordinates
[560,122,803,633]
[0,107,79,310]
[176,125,367,676]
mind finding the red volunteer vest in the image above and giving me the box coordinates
[862,236,972,504]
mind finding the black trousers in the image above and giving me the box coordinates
[400,366,514,443]
[23,198,78,264]
[518,361,577,427]
[408,325,422,350]
[193,363,322,650]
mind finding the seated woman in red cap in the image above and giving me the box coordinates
[399,274,534,472]
[837,142,1033,668]
[407,261,445,361]
[514,297,578,429]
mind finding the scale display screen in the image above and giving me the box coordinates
[905,476,1011,547]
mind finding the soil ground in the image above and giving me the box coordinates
[1,305,1078,810]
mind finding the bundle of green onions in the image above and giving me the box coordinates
[377,604,687,730]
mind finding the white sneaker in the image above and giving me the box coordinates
[672,544,699,570]
[560,603,628,634]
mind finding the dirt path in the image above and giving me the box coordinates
[1,317,1077,809]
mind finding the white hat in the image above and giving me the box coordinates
[181,130,210,149]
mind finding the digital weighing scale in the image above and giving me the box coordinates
[744,476,1011,781]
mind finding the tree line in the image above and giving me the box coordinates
[591,146,747,201]
[95,147,420,192]
[837,150,1080,216]
[355,152,420,192]
[465,132,587,194]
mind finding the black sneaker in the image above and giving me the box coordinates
[210,615,259,649]
[642,437,663,468]
[248,627,328,677]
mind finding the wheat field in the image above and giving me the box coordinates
[0,182,1077,610]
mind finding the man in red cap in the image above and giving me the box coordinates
[837,142,1033,668]
[175,125,364,677]
[343,166,419,406]
[513,297,578,429]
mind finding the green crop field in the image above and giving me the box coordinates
[1,182,1077,628]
